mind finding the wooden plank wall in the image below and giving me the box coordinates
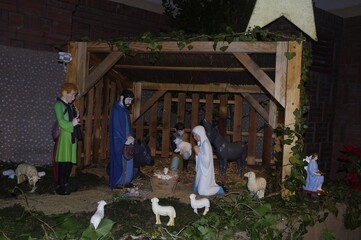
[77,78,119,167]
[77,84,273,167]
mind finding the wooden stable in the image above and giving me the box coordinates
[65,40,302,185]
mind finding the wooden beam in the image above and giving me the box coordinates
[133,82,142,123]
[177,92,186,123]
[161,93,172,157]
[219,95,228,137]
[84,88,94,165]
[133,90,167,123]
[93,80,103,162]
[115,64,275,72]
[191,93,200,146]
[282,41,303,197]
[80,52,123,97]
[248,107,257,165]
[100,79,110,161]
[233,52,275,97]
[268,100,278,129]
[67,42,88,93]
[240,93,269,123]
[141,82,262,93]
[233,95,243,141]
[87,41,277,53]
[262,124,273,166]
[275,42,288,107]
[205,94,213,123]
[149,104,158,156]
[90,55,132,89]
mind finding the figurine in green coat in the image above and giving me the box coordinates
[54,82,81,195]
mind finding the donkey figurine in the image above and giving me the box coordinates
[201,119,247,182]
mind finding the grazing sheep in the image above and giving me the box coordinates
[15,163,40,192]
[90,200,107,229]
[244,171,267,199]
[189,193,210,215]
[151,197,176,226]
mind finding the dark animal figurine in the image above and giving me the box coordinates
[133,139,154,178]
[201,119,247,182]
[107,139,154,179]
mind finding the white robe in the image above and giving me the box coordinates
[192,125,224,196]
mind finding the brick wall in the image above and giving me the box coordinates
[0,0,168,52]
[331,15,361,178]
[304,8,343,177]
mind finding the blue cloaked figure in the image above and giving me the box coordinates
[109,90,134,190]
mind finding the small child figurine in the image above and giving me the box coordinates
[303,153,324,194]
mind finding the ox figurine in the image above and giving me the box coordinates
[106,139,154,179]
[201,119,247,182]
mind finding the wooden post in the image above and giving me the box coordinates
[248,107,257,165]
[149,104,158,156]
[282,41,303,197]
[205,94,213,122]
[233,95,243,142]
[262,124,273,165]
[161,93,172,157]
[100,78,110,162]
[177,92,186,123]
[191,93,200,147]
[84,88,94,166]
[92,81,103,163]
[66,42,87,172]
[219,94,228,137]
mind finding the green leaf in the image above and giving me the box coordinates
[81,218,115,240]
[289,155,303,165]
[282,139,293,145]
[220,46,228,52]
[177,42,185,50]
[253,203,272,217]
[148,42,157,50]
[187,45,194,50]
[284,51,296,60]
[321,228,336,240]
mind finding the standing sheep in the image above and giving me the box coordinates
[189,193,210,215]
[151,197,176,226]
[244,171,267,199]
[90,200,107,229]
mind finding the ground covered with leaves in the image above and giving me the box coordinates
[1,159,361,239]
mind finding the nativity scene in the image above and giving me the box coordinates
[1,0,361,239]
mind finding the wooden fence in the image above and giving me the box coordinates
[76,79,274,167]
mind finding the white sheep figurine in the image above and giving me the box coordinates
[151,197,176,226]
[189,193,210,215]
[90,200,107,229]
[244,171,267,199]
[173,138,192,158]
[15,163,40,192]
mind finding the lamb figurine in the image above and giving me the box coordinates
[15,163,40,192]
[173,138,192,159]
[189,193,210,215]
[244,171,267,199]
[151,197,176,226]
[90,200,107,230]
